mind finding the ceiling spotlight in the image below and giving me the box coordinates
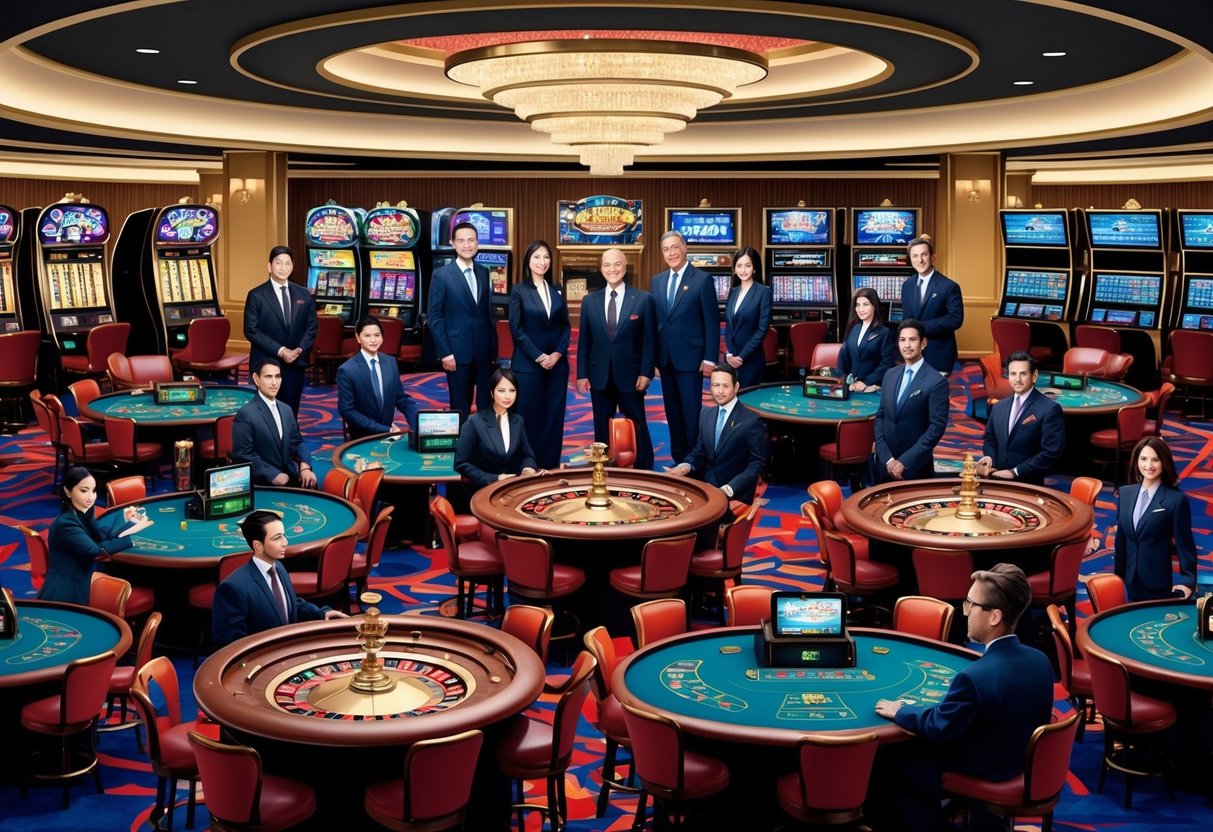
[177,79,198,85]
[1042,51,1067,57]
[135,48,160,55]
[1013,80,1035,86]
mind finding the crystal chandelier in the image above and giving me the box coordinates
[446,40,767,175]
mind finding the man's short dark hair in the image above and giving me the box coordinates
[1004,349,1036,373]
[355,315,382,335]
[907,236,934,255]
[711,363,739,384]
[971,563,1032,630]
[251,357,281,376]
[239,510,282,549]
[268,245,293,263]
[897,318,926,339]
[450,221,478,241]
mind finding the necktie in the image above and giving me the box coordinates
[370,357,383,407]
[280,284,291,326]
[713,407,727,451]
[1009,395,1024,430]
[668,270,679,305]
[897,367,914,408]
[607,289,618,340]
[1133,488,1151,529]
[268,565,288,622]
[464,267,477,302]
[918,276,927,304]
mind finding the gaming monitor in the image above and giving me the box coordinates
[667,208,738,246]
[1001,210,1068,247]
[853,209,917,247]
[1086,211,1162,249]
[454,208,511,247]
[766,208,832,246]
[1179,212,1213,249]
[770,591,847,638]
[417,410,461,453]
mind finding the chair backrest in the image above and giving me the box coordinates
[1116,403,1147,445]
[1084,573,1126,614]
[1169,328,1213,378]
[583,625,620,699]
[548,651,596,769]
[762,327,778,364]
[128,354,175,385]
[892,595,954,642]
[30,390,58,443]
[621,700,691,791]
[322,467,353,499]
[399,729,484,825]
[0,330,40,383]
[788,321,829,368]
[186,315,232,362]
[631,598,687,648]
[832,416,876,462]
[821,528,859,587]
[87,322,131,368]
[501,604,554,663]
[1062,346,1111,376]
[1068,476,1102,507]
[978,353,1013,400]
[213,414,236,460]
[1104,353,1134,381]
[429,495,462,570]
[188,731,267,826]
[134,654,183,729]
[1044,539,1087,596]
[807,481,843,531]
[350,466,385,513]
[106,475,147,507]
[991,318,1032,357]
[60,651,118,726]
[314,314,345,353]
[793,733,880,815]
[1023,713,1081,805]
[609,417,637,468]
[56,408,91,456]
[316,533,358,595]
[811,342,843,371]
[107,352,134,386]
[105,416,139,460]
[363,505,394,571]
[724,584,773,627]
[911,548,974,601]
[19,525,49,591]
[1147,382,1176,436]
[1085,649,1134,723]
[377,315,405,357]
[218,552,254,583]
[89,573,133,617]
[718,506,759,571]
[133,611,163,673]
[67,378,102,416]
[1074,324,1121,354]
[639,533,696,593]
[1046,604,1076,691]
[498,533,555,594]
[799,502,832,576]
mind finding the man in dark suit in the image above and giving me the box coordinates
[899,236,963,374]
[876,563,1053,832]
[232,359,318,488]
[576,248,657,470]
[652,230,720,463]
[427,221,497,420]
[243,245,318,414]
[212,510,347,648]
[668,364,769,505]
[336,314,419,440]
[874,319,949,481]
[976,350,1064,485]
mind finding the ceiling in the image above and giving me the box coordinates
[3,1,1213,182]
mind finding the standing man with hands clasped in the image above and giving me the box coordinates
[243,245,318,415]
[874,319,949,481]
[899,236,963,375]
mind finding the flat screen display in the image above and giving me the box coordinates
[713,273,730,302]
[766,209,831,246]
[417,410,460,452]
[1180,313,1213,330]
[475,250,510,296]
[454,209,511,247]
[1001,211,1068,247]
[369,271,415,302]
[1180,213,1213,249]
[669,209,738,246]
[1004,269,1068,301]
[1105,309,1138,325]
[772,249,828,269]
[853,209,917,246]
[852,274,903,302]
[1092,273,1162,307]
[1016,303,1044,319]
[772,592,846,637]
[855,250,909,268]
[771,274,834,305]
[207,463,251,500]
[1185,277,1213,310]
[1087,211,1162,249]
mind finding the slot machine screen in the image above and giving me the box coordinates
[669,209,738,246]
[1001,211,1068,247]
[1004,269,1068,301]
[772,250,828,269]
[1087,212,1161,248]
[1179,213,1213,249]
[771,274,834,306]
[368,251,417,302]
[475,250,510,297]
[714,273,730,302]
[307,249,357,293]
[766,209,831,246]
[853,273,904,303]
[1180,313,1213,331]
[1185,277,1213,310]
[455,210,510,247]
[1016,303,1044,319]
[853,209,917,246]
[1092,273,1162,307]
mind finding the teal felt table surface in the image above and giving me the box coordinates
[81,384,254,425]
[1,602,130,686]
[110,487,364,567]
[739,383,879,424]
[1080,599,1213,690]
[332,431,459,483]
[1038,377,1145,412]
[615,628,978,745]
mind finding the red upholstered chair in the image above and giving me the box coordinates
[289,532,357,612]
[787,321,829,376]
[611,532,696,602]
[1062,346,1111,377]
[310,314,353,384]
[991,317,1052,365]
[609,416,637,468]
[105,416,162,479]
[1166,328,1213,418]
[495,650,596,832]
[800,502,837,591]
[57,406,117,466]
[348,465,386,519]
[824,528,899,624]
[892,595,955,642]
[806,480,868,559]
[817,416,875,488]
[61,321,130,378]
[105,475,146,507]
[89,572,154,629]
[349,505,393,605]
[501,603,555,663]
[583,626,641,817]
[912,548,974,602]
[31,390,67,490]
[1028,539,1087,639]
[1103,352,1134,382]
[690,504,759,620]
[498,533,586,603]
[622,700,731,830]
[375,315,405,358]
[941,712,1081,832]
[397,322,425,369]
[1084,573,1126,614]
[364,729,484,832]
[430,495,503,618]
[1048,604,1093,742]
[67,378,103,423]
[102,611,161,743]
[724,583,773,627]
[198,414,236,465]
[188,730,317,831]
[1075,324,1121,355]
[977,353,1014,405]
[495,318,513,364]
[631,598,688,648]
[109,353,175,390]
[1142,381,1175,437]
[170,315,248,381]
[19,651,118,808]
[18,525,49,592]
[810,341,843,374]
[761,326,780,378]
[1085,649,1177,808]
[1069,476,1102,508]
[776,732,880,827]
[188,551,253,661]
[321,466,353,499]
[1088,402,1147,482]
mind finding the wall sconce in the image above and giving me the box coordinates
[229,177,258,206]
[1006,196,1024,208]
[956,178,991,205]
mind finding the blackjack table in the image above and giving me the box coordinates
[738,383,880,425]
[0,600,131,688]
[1078,598,1213,692]
[80,384,254,427]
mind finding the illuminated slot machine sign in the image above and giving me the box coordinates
[37,203,115,342]
[763,207,837,322]
[363,205,421,323]
[1000,211,1069,248]
[305,205,361,323]
[1086,211,1162,249]
[667,207,740,304]
[1087,272,1164,329]
[0,205,19,332]
[853,208,917,248]
[999,269,1069,322]
[154,205,220,337]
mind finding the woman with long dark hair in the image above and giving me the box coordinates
[838,287,896,392]
[454,368,542,489]
[723,246,772,389]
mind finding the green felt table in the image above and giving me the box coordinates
[0,601,131,687]
[739,383,879,424]
[1037,375,1146,414]
[81,384,255,426]
[1079,598,1213,691]
[614,627,978,746]
[109,486,366,568]
[331,431,459,484]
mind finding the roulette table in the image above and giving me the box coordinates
[1079,598,1213,691]
[331,431,459,484]
[738,383,879,424]
[80,384,254,426]
[0,600,131,688]
[614,627,978,746]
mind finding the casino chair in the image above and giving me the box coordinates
[188,731,317,832]
[61,320,130,381]
[495,650,596,832]
[631,598,688,649]
[19,651,118,809]
[1061,346,1112,378]
[1165,328,1213,419]
[1084,573,1127,615]
[1085,649,1178,809]
[66,377,104,424]
[1103,352,1134,382]
[817,415,876,491]
[375,314,405,358]
[107,352,175,391]
[348,465,386,521]
[973,353,1015,414]
[610,532,696,604]
[609,416,638,468]
[799,502,837,591]
[911,548,973,639]
[188,552,253,663]
[349,505,394,608]
[57,404,118,469]
[496,318,514,366]
[776,732,880,828]
[397,321,425,370]
[786,320,829,377]
[724,584,774,627]
[101,611,161,744]
[991,317,1052,365]
[309,314,353,384]
[18,525,49,593]
[941,712,1081,832]
[89,572,155,637]
[170,315,248,382]
[806,480,865,551]
[762,326,781,381]
[430,494,504,619]
[621,700,731,832]
[1048,604,1094,742]
[198,414,236,466]
[892,595,955,642]
[689,504,759,621]
[363,729,485,832]
[1075,324,1121,355]
[583,626,642,817]
[1088,402,1147,483]
[498,533,585,657]
[321,466,353,500]
[31,390,68,491]
[105,415,163,483]
[823,527,899,626]
[106,474,147,508]
[1027,539,1088,639]
[289,532,358,613]
[501,603,555,664]
[810,341,843,375]
[1142,381,1176,437]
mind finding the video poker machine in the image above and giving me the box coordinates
[1077,208,1169,389]
[665,203,740,312]
[361,203,427,336]
[453,205,514,320]
[304,203,363,326]
[994,208,1079,363]
[1169,210,1213,335]
[0,206,23,333]
[763,205,842,333]
[556,194,645,329]
[112,203,221,355]
[846,206,920,324]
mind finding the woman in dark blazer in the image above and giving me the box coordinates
[454,367,541,489]
[723,246,772,389]
[39,466,153,605]
[508,239,571,469]
[1113,436,1198,602]
[838,287,897,392]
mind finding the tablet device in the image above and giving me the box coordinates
[416,410,460,453]
[770,591,847,638]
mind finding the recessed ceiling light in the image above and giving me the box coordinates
[1042,51,1067,57]
[135,48,160,54]
[177,79,198,85]
[1013,80,1035,86]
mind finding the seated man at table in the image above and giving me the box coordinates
[232,359,318,488]
[975,350,1064,485]
[873,319,949,481]
[875,563,1053,832]
[337,314,419,441]
[212,510,347,648]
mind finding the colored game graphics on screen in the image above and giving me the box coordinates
[772,274,833,304]
[1002,212,1067,247]
[1186,278,1213,310]
[768,210,831,246]
[1088,213,1161,248]
[1005,270,1067,300]
[1093,274,1161,306]
[1180,214,1213,249]
[670,211,736,246]
[208,466,251,499]
[455,211,509,247]
[775,596,844,636]
[418,412,460,436]
[854,210,916,246]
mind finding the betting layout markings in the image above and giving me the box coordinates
[3,616,83,666]
[1128,611,1210,666]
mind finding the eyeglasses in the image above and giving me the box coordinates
[962,597,995,614]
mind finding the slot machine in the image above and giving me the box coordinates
[845,206,920,326]
[1077,208,1167,388]
[0,206,22,333]
[360,202,427,338]
[112,203,221,355]
[556,194,645,329]
[664,204,741,313]
[453,206,514,320]
[303,203,363,326]
[763,206,842,333]
[994,208,1077,362]
[1169,210,1213,335]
